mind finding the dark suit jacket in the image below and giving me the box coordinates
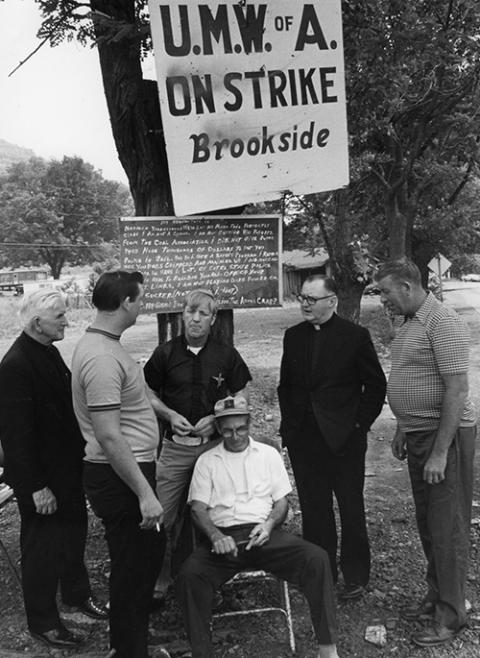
[0,332,85,502]
[278,314,386,454]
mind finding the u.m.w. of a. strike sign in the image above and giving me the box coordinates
[148,0,349,216]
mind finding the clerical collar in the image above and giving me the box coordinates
[312,313,336,331]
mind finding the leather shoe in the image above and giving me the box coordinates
[30,625,84,648]
[412,622,460,647]
[338,583,364,601]
[76,596,109,620]
[401,598,435,621]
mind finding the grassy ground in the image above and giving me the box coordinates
[0,293,480,657]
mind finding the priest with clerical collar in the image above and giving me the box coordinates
[279,274,386,601]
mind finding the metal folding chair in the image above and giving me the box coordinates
[213,569,296,654]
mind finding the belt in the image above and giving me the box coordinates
[171,434,210,447]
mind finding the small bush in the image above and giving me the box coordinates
[0,298,22,339]
[450,254,480,279]
[360,303,395,355]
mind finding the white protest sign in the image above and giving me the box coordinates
[149,0,349,216]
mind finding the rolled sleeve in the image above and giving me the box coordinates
[188,456,214,506]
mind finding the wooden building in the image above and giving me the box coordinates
[282,248,330,299]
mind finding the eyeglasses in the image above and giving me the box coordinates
[220,425,249,439]
[296,293,336,306]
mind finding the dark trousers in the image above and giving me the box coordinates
[84,462,166,658]
[177,524,337,658]
[287,416,370,586]
[17,491,91,633]
[406,427,476,630]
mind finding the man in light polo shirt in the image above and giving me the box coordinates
[177,396,340,658]
[72,271,169,658]
[375,259,476,648]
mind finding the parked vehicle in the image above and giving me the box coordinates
[461,273,480,282]
[0,268,49,295]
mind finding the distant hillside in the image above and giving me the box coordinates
[0,139,36,175]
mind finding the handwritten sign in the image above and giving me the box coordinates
[120,216,282,313]
[148,0,349,215]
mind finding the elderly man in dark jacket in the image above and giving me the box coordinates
[0,289,106,649]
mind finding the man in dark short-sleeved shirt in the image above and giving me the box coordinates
[145,289,251,542]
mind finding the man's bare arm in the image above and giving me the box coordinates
[145,385,194,436]
[191,499,238,556]
[91,409,164,528]
[423,373,468,484]
[391,424,407,461]
[246,497,289,550]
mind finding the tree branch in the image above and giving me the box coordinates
[447,154,477,206]
[8,6,86,77]
[8,34,51,77]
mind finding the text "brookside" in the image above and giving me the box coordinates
[190,122,329,163]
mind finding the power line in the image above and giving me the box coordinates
[49,212,123,219]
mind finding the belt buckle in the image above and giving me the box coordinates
[190,434,206,447]
[172,433,208,447]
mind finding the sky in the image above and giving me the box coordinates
[0,0,156,184]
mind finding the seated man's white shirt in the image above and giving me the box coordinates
[188,438,292,527]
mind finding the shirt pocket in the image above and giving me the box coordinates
[209,463,235,508]
[246,459,271,499]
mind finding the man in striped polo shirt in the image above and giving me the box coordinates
[375,259,476,648]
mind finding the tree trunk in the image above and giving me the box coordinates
[386,190,408,260]
[91,0,173,216]
[211,310,234,346]
[92,1,237,346]
[412,238,434,288]
[41,248,65,279]
[336,284,364,323]
[328,189,365,323]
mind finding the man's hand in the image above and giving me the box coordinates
[211,531,238,556]
[423,451,448,485]
[139,491,164,530]
[32,487,57,515]
[193,415,216,439]
[391,427,407,461]
[246,521,274,550]
[169,411,194,436]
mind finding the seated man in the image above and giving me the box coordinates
[177,396,340,658]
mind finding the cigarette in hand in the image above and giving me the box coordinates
[155,522,161,532]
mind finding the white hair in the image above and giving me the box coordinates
[20,289,66,328]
